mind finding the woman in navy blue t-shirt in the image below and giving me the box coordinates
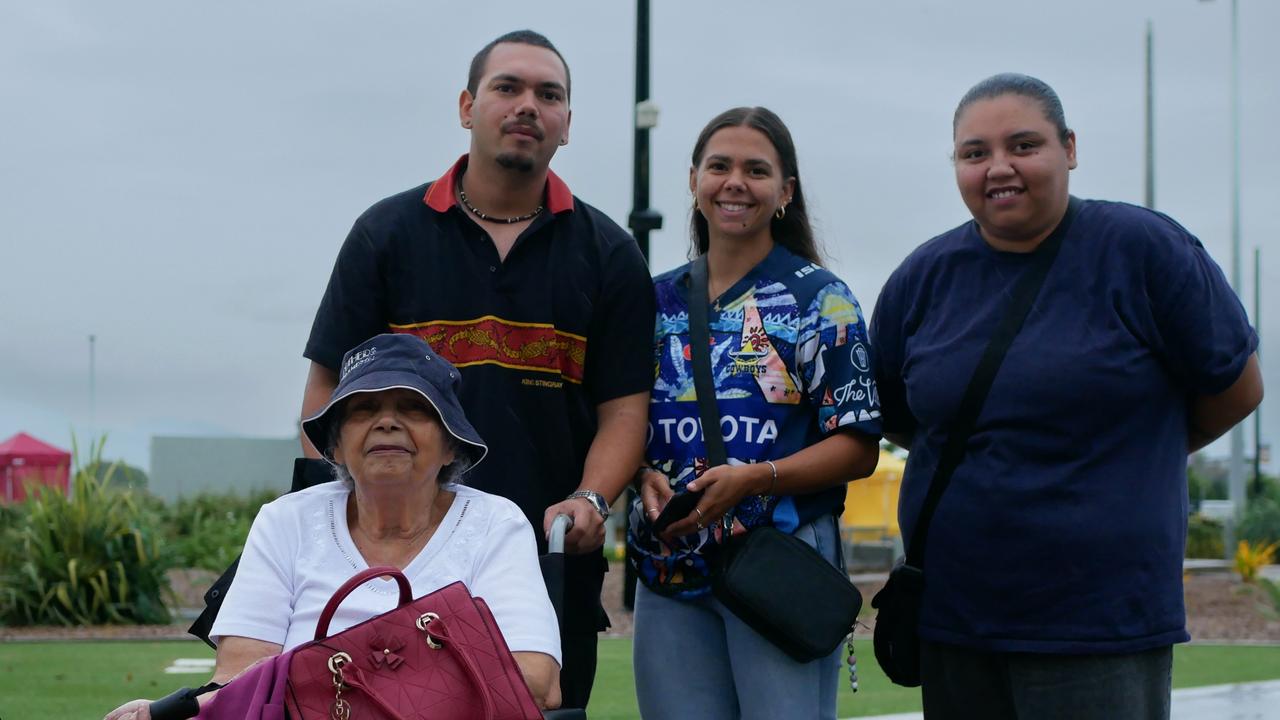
[871,74,1262,719]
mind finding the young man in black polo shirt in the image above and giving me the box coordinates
[300,30,654,708]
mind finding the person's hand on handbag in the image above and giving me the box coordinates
[661,463,767,540]
[637,468,675,526]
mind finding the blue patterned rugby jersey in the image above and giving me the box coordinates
[628,244,881,598]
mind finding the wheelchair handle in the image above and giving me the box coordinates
[548,513,573,554]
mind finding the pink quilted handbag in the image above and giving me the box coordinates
[284,567,543,720]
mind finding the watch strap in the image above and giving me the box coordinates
[566,490,609,519]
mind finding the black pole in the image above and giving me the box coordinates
[624,0,660,612]
[627,0,662,262]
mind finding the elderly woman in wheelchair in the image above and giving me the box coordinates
[105,334,562,719]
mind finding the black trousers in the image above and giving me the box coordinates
[558,628,599,710]
[920,640,1173,720]
[558,553,610,709]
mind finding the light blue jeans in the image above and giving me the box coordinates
[632,514,844,720]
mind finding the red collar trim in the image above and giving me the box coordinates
[422,154,575,215]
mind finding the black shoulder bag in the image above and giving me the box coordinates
[871,198,1079,686]
[687,255,863,663]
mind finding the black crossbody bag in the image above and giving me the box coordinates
[687,255,863,663]
[871,198,1079,686]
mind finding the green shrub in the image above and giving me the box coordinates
[1249,474,1280,505]
[1239,497,1280,547]
[0,502,19,533]
[1186,513,1225,559]
[85,459,149,491]
[1188,466,1227,508]
[162,489,276,573]
[0,439,173,626]
[1260,578,1280,616]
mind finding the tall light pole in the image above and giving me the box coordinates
[1144,20,1155,210]
[1226,0,1246,519]
[89,334,97,441]
[628,0,662,262]
[1253,246,1262,496]
[1203,0,1246,517]
[625,0,660,612]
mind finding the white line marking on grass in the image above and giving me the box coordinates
[164,658,216,674]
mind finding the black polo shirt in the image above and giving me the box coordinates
[305,154,655,553]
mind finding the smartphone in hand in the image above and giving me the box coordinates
[651,489,703,534]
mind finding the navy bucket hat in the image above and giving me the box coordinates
[302,333,487,471]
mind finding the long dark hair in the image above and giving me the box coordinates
[688,107,823,265]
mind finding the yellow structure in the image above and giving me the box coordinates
[842,450,905,541]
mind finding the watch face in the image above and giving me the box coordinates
[590,495,608,517]
[580,492,608,518]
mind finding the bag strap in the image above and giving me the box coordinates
[903,197,1079,571]
[689,255,729,468]
[314,566,412,640]
[147,681,224,720]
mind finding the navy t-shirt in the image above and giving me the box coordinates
[871,199,1257,654]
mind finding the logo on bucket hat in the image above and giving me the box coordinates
[340,346,377,379]
[303,334,487,469]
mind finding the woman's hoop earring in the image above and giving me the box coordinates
[775,204,787,220]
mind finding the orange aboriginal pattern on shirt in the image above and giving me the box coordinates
[389,316,587,384]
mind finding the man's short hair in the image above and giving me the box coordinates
[467,30,571,102]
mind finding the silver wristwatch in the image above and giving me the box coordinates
[566,490,610,520]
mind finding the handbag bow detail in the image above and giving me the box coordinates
[368,633,407,670]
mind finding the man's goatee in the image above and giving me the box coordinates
[496,153,534,173]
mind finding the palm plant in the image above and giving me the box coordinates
[0,436,173,626]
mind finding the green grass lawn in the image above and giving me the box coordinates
[2,639,1278,719]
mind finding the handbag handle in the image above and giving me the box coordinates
[314,566,413,640]
[333,613,498,720]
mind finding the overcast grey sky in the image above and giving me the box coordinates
[2,0,1277,473]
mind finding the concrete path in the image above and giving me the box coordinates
[1169,680,1280,719]
[841,679,1280,720]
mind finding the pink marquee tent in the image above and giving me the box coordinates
[0,432,71,503]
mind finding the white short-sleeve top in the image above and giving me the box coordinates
[210,481,561,664]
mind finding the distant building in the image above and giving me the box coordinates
[150,435,299,502]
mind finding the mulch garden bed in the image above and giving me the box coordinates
[3,567,1276,643]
